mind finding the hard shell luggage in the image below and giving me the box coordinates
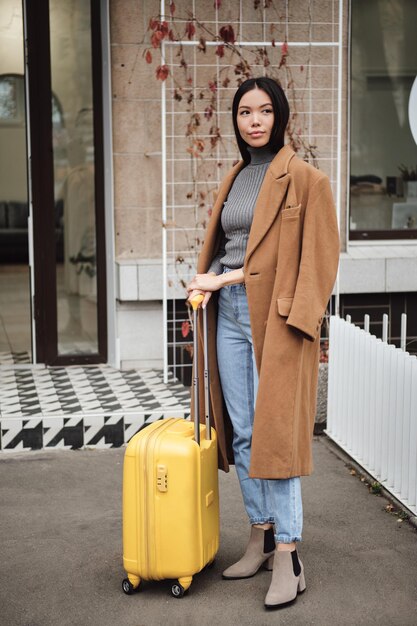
[122,297,220,598]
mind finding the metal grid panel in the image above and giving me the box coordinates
[161,0,343,382]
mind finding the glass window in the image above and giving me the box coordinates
[350,0,417,239]
[49,0,99,355]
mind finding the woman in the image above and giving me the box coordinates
[187,77,339,610]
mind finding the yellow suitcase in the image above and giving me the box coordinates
[122,300,220,598]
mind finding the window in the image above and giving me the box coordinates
[350,0,417,239]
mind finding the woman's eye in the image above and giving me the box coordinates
[263,108,273,114]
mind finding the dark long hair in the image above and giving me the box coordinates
[232,77,290,164]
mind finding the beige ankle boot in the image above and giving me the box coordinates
[264,549,306,609]
[222,526,275,580]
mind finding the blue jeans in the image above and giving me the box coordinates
[216,273,303,543]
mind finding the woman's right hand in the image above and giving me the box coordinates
[187,289,212,309]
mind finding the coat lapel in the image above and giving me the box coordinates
[244,145,295,267]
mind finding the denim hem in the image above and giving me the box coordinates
[249,518,275,525]
[275,535,302,544]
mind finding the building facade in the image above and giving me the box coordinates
[1,0,416,381]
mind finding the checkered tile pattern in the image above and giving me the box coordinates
[0,353,191,452]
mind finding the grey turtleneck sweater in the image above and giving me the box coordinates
[208,144,277,275]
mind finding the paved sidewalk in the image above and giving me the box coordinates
[1,437,416,626]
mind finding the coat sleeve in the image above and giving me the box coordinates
[286,174,340,342]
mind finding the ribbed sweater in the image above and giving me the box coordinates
[208,144,277,275]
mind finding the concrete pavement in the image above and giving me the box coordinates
[1,437,416,626]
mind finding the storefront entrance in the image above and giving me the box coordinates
[0,0,107,365]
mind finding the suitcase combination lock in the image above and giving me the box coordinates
[157,465,168,492]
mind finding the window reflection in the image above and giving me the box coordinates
[49,0,98,355]
[350,0,417,237]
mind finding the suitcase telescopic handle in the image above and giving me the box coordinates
[189,294,212,445]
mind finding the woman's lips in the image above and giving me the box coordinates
[250,131,264,137]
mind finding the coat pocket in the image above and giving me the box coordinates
[277,297,294,317]
[281,204,301,220]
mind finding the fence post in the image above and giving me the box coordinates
[401,313,407,351]
[382,313,389,343]
[364,314,370,333]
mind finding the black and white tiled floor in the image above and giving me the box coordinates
[0,352,191,452]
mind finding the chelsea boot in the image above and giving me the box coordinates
[222,526,275,580]
[264,549,306,609]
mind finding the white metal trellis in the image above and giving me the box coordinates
[161,0,345,383]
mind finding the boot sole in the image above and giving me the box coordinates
[264,587,306,610]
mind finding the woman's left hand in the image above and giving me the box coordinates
[187,273,223,293]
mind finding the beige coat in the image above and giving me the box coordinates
[194,144,340,478]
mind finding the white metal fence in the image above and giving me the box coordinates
[326,315,417,516]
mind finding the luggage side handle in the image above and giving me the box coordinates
[189,295,212,445]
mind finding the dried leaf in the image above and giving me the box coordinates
[181,321,191,338]
[169,1,176,16]
[185,21,196,40]
[145,49,152,64]
[216,44,225,58]
[198,37,207,52]
[155,64,170,81]
[219,24,235,44]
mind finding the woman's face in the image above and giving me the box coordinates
[236,87,275,148]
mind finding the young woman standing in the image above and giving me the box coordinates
[187,77,339,610]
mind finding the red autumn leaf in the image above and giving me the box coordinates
[187,76,193,85]
[282,41,288,55]
[271,38,276,47]
[214,0,222,7]
[151,31,165,48]
[160,21,169,36]
[149,18,158,30]
[145,49,152,64]
[219,24,235,44]
[170,1,176,16]
[300,65,304,72]
[215,44,225,58]
[208,80,217,93]
[185,21,196,40]
[155,64,170,81]
[204,106,213,120]
[181,321,190,338]
[207,208,212,217]
[169,29,175,41]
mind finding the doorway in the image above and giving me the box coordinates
[0,5,31,361]
[0,0,107,365]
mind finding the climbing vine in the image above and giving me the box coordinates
[140,2,319,349]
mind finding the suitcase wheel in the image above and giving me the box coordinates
[171,583,185,598]
[171,576,192,598]
[122,577,140,595]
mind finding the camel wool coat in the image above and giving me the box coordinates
[194,144,340,479]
